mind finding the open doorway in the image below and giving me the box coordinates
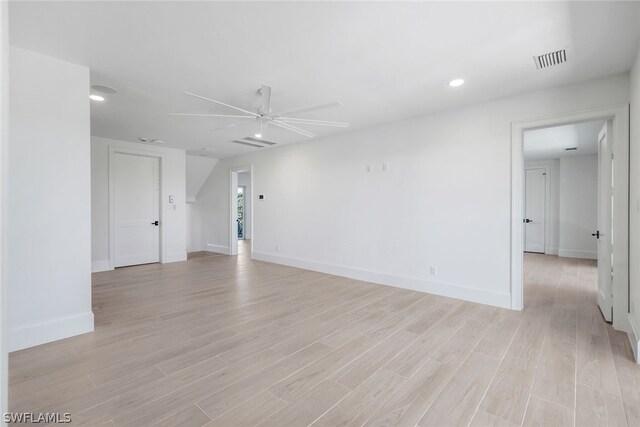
[511,105,629,333]
[229,166,253,256]
[523,120,609,315]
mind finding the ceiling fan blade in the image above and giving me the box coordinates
[184,91,259,117]
[277,117,348,124]
[211,121,251,132]
[272,102,342,118]
[270,120,316,138]
[277,117,349,127]
[260,84,272,115]
[277,120,349,128]
[170,113,255,119]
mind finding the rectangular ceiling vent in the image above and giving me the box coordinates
[244,137,276,146]
[564,147,578,151]
[534,48,567,70]
[230,137,278,148]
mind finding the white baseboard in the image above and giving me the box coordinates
[163,252,188,263]
[206,244,230,255]
[546,247,559,255]
[252,251,511,309]
[91,260,112,273]
[628,314,640,363]
[9,311,94,352]
[558,249,597,260]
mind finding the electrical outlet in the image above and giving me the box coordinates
[275,245,279,252]
[382,163,388,172]
[429,266,437,276]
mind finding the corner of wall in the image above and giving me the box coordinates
[8,311,94,353]
[628,313,640,363]
[206,244,230,255]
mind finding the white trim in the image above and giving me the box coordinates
[511,104,629,334]
[108,146,167,269]
[9,311,94,352]
[206,244,230,255]
[628,314,640,363]
[164,252,187,263]
[228,165,253,256]
[91,260,111,273]
[557,249,598,260]
[252,251,511,309]
[186,196,196,204]
[547,246,559,255]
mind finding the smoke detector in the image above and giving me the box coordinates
[533,48,568,70]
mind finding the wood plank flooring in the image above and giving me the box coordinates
[8,245,640,426]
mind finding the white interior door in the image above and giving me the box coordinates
[524,168,546,253]
[596,121,613,321]
[114,153,160,267]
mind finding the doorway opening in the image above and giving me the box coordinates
[237,186,245,240]
[229,166,253,256]
[511,105,629,334]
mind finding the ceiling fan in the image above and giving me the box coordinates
[170,84,349,139]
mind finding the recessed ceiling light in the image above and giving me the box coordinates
[254,133,262,138]
[151,139,166,144]
[138,137,149,142]
[89,94,105,101]
[448,79,465,87]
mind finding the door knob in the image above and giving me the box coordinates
[151,220,159,226]
[591,230,600,239]
[523,219,532,223]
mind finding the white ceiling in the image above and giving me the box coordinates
[9,1,640,158]
[524,120,605,161]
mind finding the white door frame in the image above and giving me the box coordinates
[229,165,253,256]
[511,104,629,333]
[523,165,548,254]
[108,146,167,269]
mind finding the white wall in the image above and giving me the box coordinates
[629,44,640,359]
[0,0,9,418]
[191,73,630,309]
[8,47,93,351]
[524,159,560,254]
[238,171,251,239]
[91,137,187,270]
[558,155,598,259]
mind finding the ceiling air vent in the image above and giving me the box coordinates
[564,147,577,151]
[534,48,567,70]
[244,137,276,146]
[230,137,278,149]
[232,140,263,148]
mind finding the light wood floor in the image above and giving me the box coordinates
[9,245,640,426]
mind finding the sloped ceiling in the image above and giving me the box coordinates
[186,155,218,203]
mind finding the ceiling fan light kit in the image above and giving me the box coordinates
[171,84,349,144]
